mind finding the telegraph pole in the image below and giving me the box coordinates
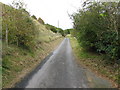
[58,20,59,28]
[57,20,59,34]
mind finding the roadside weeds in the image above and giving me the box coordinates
[69,36,119,88]
[2,37,64,88]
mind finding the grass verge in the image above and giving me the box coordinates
[68,35,119,88]
[2,37,63,88]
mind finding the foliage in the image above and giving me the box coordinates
[64,29,71,36]
[45,24,65,36]
[37,17,44,24]
[57,28,65,36]
[71,1,120,61]
[46,24,65,36]
[31,15,37,20]
[12,0,26,9]
[45,24,58,33]
[2,2,63,88]
[69,36,119,87]
[2,3,38,51]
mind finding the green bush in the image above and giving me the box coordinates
[71,1,119,61]
[31,15,37,20]
[45,24,57,33]
[37,17,44,24]
[2,4,38,51]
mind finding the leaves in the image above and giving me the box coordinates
[71,1,119,61]
[2,3,38,51]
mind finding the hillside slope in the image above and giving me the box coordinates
[1,3,63,88]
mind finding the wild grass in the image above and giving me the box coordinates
[2,14,63,88]
[69,35,119,88]
[2,36,63,88]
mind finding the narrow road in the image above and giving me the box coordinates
[15,38,112,88]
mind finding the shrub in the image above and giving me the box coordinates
[71,1,119,61]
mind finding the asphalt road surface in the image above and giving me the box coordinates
[15,38,113,88]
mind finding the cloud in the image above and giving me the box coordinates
[0,0,82,29]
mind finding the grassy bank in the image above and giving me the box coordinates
[2,17,64,88]
[69,35,119,88]
[2,2,64,88]
[3,37,63,88]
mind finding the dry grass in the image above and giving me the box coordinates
[69,35,119,88]
[2,37,63,88]
[2,17,64,88]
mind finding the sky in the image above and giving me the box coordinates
[0,0,84,29]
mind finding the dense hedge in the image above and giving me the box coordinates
[45,24,65,36]
[71,1,120,61]
[45,24,58,33]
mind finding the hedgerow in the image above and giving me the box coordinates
[71,1,120,61]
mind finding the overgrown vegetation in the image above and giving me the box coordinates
[31,15,45,24]
[64,29,71,36]
[70,0,120,87]
[45,24,65,36]
[2,1,38,51]
[69,36,119,88]
[2,1,63,88]
[71,1,120,62]
[45,24,58,33]
[38,17,45,24]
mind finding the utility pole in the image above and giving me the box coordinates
[58,20,59,28]
[57,20,59,34]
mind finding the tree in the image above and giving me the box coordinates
[45,24,57,33]
[31,15,37,20]
[38,17,44,24]
[2,2,38,50]
[57,28,65,36]
[71,1,119,60]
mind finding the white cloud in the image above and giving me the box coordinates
[0,0,83,29]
